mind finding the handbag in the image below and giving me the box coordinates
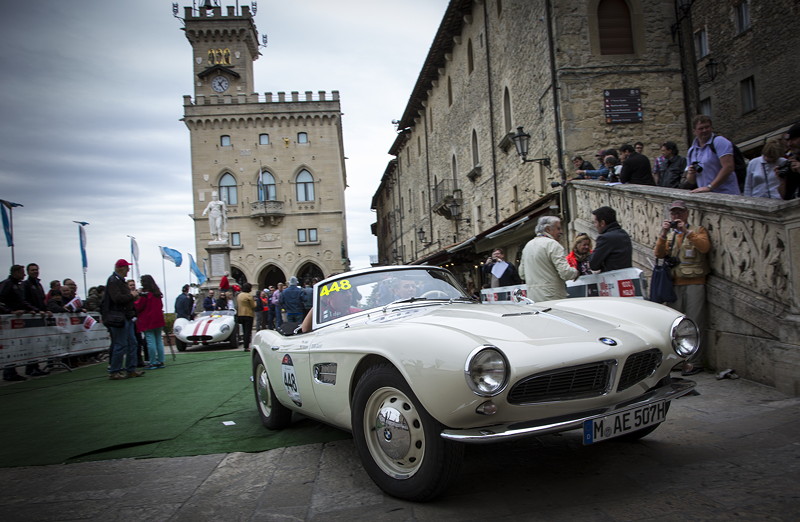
[649,258,677,304]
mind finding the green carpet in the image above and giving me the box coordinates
[0,352,350,467]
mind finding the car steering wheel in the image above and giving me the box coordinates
[421,290,450,299]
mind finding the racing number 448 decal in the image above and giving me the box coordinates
[281,354,302,407]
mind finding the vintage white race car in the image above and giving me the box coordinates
[250,265,699,501]
[173,309,238,351]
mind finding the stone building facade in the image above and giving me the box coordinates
[373,0,690,287]
[180,4,349,289]
[676,0,800,153]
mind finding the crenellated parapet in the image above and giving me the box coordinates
[182,91,342,130]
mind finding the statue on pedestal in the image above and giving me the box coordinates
[202,191,228,243]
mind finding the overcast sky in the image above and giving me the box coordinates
[0,0,448,310]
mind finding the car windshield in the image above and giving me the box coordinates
[315,267,469,325]
[197,310,235,318]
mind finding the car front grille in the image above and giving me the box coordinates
[617,349,662,391]
[507,361,614,404]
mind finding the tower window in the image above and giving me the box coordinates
[740,76,756,114]
[297,132,308,144]
[230,232,241,246]
[736,1,750,34]
[598,0,634,55]
[259,171,276,201]
[219,173,238,205]
[296,169,315,202]
[259,133,270,145]
[220,135,232,147]
[694,28,709,59]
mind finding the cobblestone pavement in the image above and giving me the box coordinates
[1,372,798,521]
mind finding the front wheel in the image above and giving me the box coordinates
[228,328,239,349]
[253,352,292,429]
[351,364,464,502]
[175,338,187,352]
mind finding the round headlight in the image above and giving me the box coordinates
[465,346,508,397]
[173,325,182,335]
[220,324,231,334]
[671,316,699,357]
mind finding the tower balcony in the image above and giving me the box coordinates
[250,200,285,226]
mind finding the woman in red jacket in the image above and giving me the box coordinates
[134,275,166,369]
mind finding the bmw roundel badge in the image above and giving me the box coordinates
[599,337,617,346]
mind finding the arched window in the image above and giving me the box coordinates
[503,87,512,133]
[296,170,314,202]
[259,133,269,145]
[259,171,276,201]
[467,39,474,74]
[471,130,479,166]
[219,173,238,205]
[598,0,634,55]
[297,132,308,144]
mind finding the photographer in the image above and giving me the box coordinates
[482,248,521,288]
[778,122,800,200]
[653,201,711,376]
[685,115,740,194]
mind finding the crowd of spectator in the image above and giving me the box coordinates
[571,117,800,200]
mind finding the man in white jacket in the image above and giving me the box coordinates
[518,216,578,302]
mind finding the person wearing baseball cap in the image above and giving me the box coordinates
[103,258,144,380]
[653,200,711,376]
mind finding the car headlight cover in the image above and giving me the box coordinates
[173,325,182,334]
[671,316,699,357]
[220,324,231,334]
[465,346,508,397]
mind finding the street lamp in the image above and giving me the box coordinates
[705,58,720,81]
[417,227,429,244]
[448,189,471,224]
[511,126,551,167]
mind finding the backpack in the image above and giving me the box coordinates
[708,136,747,193]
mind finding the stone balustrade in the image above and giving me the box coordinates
[566,181,800,395]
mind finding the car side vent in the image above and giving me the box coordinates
[508,361,614,404]
[617,349,662,391]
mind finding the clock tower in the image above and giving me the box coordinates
[177,2,350,292]
[182,2,259,97]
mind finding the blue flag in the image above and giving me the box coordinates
[74,221,89,273]
[188,253,207,285]
[1,200,23,247]
[159,246,183,267]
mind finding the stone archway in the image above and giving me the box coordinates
[296,261,325,285]
[257,264,286,291]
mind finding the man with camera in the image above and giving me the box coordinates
[685,115,740,194]
[653,200,711,376]
[778,122,800,200]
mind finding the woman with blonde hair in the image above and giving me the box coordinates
[566,233,593,276]
[744,138,787,198]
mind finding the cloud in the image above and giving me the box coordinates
[0,0,448,307]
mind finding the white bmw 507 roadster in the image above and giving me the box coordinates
[250,265,699,501]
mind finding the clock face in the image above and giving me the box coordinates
[211,76,229,93]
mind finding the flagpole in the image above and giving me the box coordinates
[161,255,169,314]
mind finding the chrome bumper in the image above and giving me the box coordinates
[440,378,696,443]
